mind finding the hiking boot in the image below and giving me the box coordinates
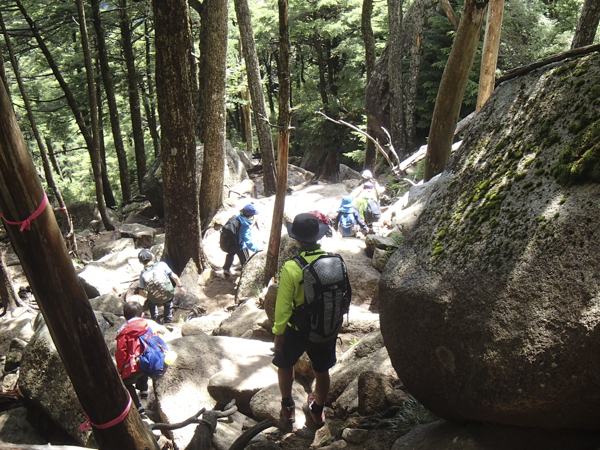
[139,391,148,400]
[280,404,295,423]
[308,394,325,426]
[138,407,147,417]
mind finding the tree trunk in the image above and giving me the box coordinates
[120,0,147,188]
[96,66,117,210]
[0,10,76,254]
[0,42,8,98]
[237,41,253,153]
[45,137,63,180]
[233,0,277,195]
[314,34,329,106]
[265,0,291,285]
[197,0,208,143]
[571,0,600,49]
[440,0,459,30]
[362,0,377,171]
[153,0,203,274]
[16,0,114,230]
[144,20,161,158]
[0,245,20,317]
[476,0,503,113]
[75,0,115,230]
[266,53,275,114]
[0,73,158,450]
[91,0,131,203]
[424,0,488,181]
[199,0,228,231]
[388,0,406,158]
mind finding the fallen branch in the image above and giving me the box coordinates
[228,419,274,450]
[315,111,402,176]
[496,43,600,86]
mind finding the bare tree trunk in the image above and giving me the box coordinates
[362,0,377,171]
[0,42,8,97]
[233,0,277,195]
[92,0,132,203]
[96,67,118,210]
[440,0,459,30]
[197,0,208,143]
[238,41,253,153]
[571,0,600,49]
[0,245,20,316]
[314,34,329,106]
[0,10,76,254]
[424,0,488,181]
[265,0,291,285]
[144,20,161,158]
[120,0,147,188]
[476,0,503,113]
[266,52,275,114]
[153,0,203,274]
[45,137,63,180]
[0,73,158,450]
[16,0,114,230]
[199,0,228,231]
[388,0,406,158]
[76,0,115,231]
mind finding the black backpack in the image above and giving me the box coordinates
[291,253,351,343]
[364,199,381,224]
[220,216,241,253]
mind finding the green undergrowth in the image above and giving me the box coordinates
[552,118,600,185]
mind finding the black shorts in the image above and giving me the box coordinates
[272,327,337,373]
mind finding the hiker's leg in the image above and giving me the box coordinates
[122,374,142,409]
[163,299,173,323]
[277,366,294,399]
[238,248,250,267]
[148,302,158,321]
[312,370,330,407]
[135,374,149,393]
[223,252,234,271]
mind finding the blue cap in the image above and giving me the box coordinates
[241,204,259,216]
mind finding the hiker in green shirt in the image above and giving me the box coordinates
[272,213,336,426]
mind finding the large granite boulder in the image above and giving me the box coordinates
[0,309,35,356]
[380,53,600,430]
[77,247,142,298]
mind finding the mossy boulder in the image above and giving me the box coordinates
[380,53,600,430]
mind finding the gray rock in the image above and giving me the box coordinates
[263,283,278,330]
[88,294,124,316]
[339,164,362,181]
[78,247,142,298]
[0,309,34,356]
[249,382,308,431]
[92,237,135,260]
[212,411,248,450]
[372,247,389,272]
[118,223,157,248]
[365,234,399,258]
[236,251,267,303]
[357,371,399,416]
[154,334,273,449]
[181,312,228,336]
[213,300,270,341]
[207,352,278,414]
[0,407,47,445]
[380,53,600,429]
[342,427,368,444]
[339,306,380,334]
[4,338,28,373]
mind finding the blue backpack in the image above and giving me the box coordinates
[138,330,169,380]
[340,212,355,237]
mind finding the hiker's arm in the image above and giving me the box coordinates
[355,211,368,230]
[333,212,341,230]
[272,264,295,336]
[115,336,127,374]
[170,272,185,293]
[242,226,259,252]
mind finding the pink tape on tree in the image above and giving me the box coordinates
[0,192,48,231]
[79,393,132,432]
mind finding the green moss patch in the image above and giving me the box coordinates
[551,118,600,185]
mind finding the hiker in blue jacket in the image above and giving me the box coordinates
[333,196,368,238]
[223,204,261,276]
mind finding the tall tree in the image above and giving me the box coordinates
[120,0,147,188]
[476,0,504,113]
[143,19,161,158]
[0,245,20,316]
[199,0,228,231]
[571,0,600,49]
[362,0,377,171]
[0,72,158,450]
[424,0,489,181]
[16,0,116,225]
[388,0,406,157]
[91,0,131,203]
[265,0,291,284]
[75,0,115,231]
[0,40,8,96]
[0,9,76,253]
[233,0,277,196]
[153,0,203,273]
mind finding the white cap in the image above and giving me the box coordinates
[362,169,372,179]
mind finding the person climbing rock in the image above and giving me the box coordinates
[334,196,368,238]
[220,203,261,277]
